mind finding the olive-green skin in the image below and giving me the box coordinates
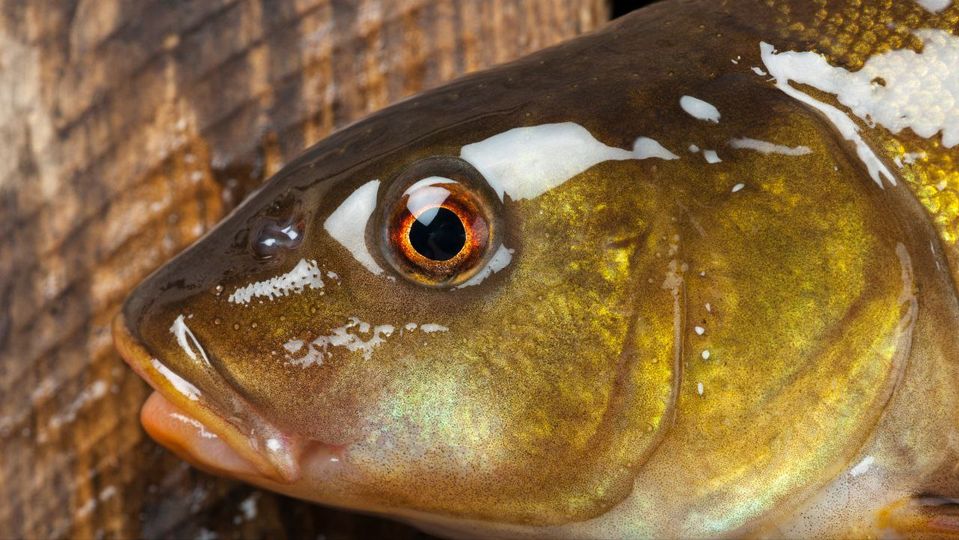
[115,1,959,538]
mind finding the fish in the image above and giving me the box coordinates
[113,0,959,537]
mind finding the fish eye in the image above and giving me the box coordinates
[379,156,502,287]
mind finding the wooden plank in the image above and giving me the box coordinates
[0,1,609,538]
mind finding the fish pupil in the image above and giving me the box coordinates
[409,207,466,261]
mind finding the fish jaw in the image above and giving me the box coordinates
[112,312,309,484]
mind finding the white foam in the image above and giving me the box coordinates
[228,259,325,305]
[729,137,812,156]
[680,96,721,123]
[632,137,679,160]
[760,42,896,187]
[761,30,959,183]
[460,122,634,201]
[324,180,384,274]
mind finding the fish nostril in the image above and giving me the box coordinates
[252,218,305,260]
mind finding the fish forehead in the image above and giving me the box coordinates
[118,0,959,536]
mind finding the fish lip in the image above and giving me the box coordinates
[111,311,302,484]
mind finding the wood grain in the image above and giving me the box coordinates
[0,1,608,538]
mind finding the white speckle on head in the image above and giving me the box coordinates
[404,322,418,331]
[703,150,722,164]
[460,122,634,201]
[229,259,325,305]
[457,244,514,288]
[694,325,706,335]
[849,455,875,477]
[729,137,812,156]
[288,318,398,367]
[324,179,384,274]
[632,137,680,160]
[697,382,705,396]
[705,302,712,313]
[419,323,449,333]
[170,412,218,439]
[283,339,304,354]
[688,144,701,153]
[751,66,767,76]
[701,350,711,360]
[680,95,721,123]
[914,0,952,13]
[732,183,745,193]
[151,358,201,401]
[902,151,927,165]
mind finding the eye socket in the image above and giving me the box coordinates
[379,157,501,287]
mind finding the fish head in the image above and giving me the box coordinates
[114,5,958,534]
[114,104,685,525]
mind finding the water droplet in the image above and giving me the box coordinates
[232,323,240,331]
[213,318,222,325]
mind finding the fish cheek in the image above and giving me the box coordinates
[334,161,684,524]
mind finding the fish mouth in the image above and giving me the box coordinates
[112,312,317,484]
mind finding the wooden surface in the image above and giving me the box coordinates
[0,1,609,538]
